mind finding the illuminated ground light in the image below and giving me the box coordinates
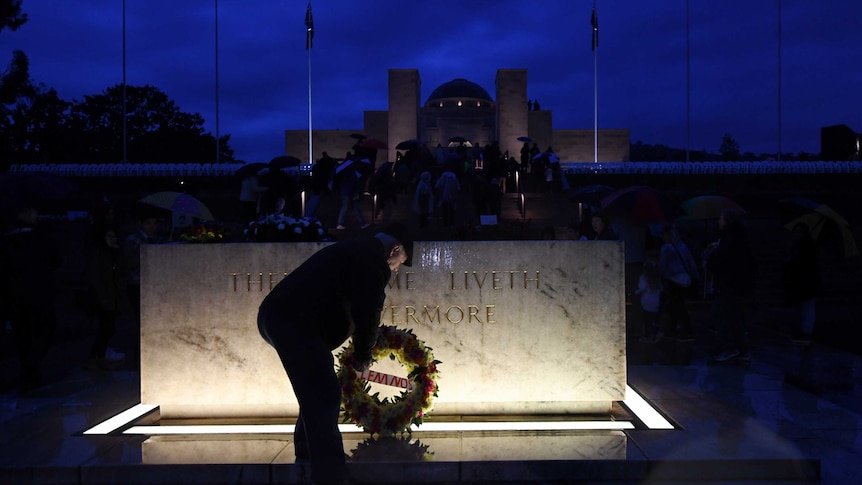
[83,385,673,436]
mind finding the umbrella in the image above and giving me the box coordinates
[269,155,302,169]
[0,172,78,212]
[600,185,684,222]
[781,197,858,258]
[448,136,467,144]
[680,195,746,220]
[349,133,367,140]
[517,136,533,143]
[233,162,268,179]
[357,138,387,150]
[568,184,615,206]
[139,191,214,220]
[395,139,422,150]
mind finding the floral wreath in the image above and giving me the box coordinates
[350,436,434,462]
[244,214,329,242]
[336,325,440,437]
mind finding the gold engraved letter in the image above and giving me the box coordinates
[507,270,518,289]
[387,272,402,290]
[387,306,402,325]
[406,306,419,325]
[492,271,502,289]
[467,305,482,323]
[472,271,488,288]
[446,305,465,324]
[247,272,264,292]
[423,305,441,323]
[524,271,540,289]
[486,304,496,323]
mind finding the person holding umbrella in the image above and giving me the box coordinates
[703,210,755,361]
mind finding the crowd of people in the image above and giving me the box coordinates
[0,198,167,390]
[291,141,546,232]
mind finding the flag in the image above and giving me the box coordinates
[591,6,598,51]
[305,1,314,50]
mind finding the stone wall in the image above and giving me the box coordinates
[141,240,626,419]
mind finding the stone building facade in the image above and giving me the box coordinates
[284,68,630,164]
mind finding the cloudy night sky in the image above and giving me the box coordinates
[5,0,860,162]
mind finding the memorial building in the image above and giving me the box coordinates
[285,68,630,164]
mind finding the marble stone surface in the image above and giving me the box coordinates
[140,240,626,418]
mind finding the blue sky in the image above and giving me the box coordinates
[5,0,860,162]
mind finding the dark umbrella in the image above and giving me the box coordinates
[269,155,302,169]
[448,136,467,144]
[0,172,78,212]
[600,185,684,222]
[517,136,533,143]
[233,162,268,179]
[569,184,615,206]
[395,139,422,150]
[349,133,367,140]
[781,197,858,258]
[680,195,746,220]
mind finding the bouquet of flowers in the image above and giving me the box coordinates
[179,222,225,243]
[244,213,329,242]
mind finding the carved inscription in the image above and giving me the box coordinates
[227,269,540,326]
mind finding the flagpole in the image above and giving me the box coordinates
[777,0,782,162]
[122,0,127,163]
[592,1,598,164]
[306,1,314,165]
[308,50,313,164]
[685,0,690,163]
[215,0,220,164]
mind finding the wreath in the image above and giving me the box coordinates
[336,325,440,437]
[350,436,434,461]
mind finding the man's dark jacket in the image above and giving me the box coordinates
[258,237,390,362]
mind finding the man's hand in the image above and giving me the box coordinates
[352,358,371,374]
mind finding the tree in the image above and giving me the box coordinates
[719,133,740,161]
[0,0,27,33]
[66,84,234,163]
[0,1,29,103]
[2,80,71,163]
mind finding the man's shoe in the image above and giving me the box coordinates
[360,223,372,229]
[336,225,347,230]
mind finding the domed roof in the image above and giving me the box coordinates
[426,78,494,105]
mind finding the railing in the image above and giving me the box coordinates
[7,161,862,177]
[7,163,313,177]
[560,160,862,175]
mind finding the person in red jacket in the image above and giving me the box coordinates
[257,222,413,485]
